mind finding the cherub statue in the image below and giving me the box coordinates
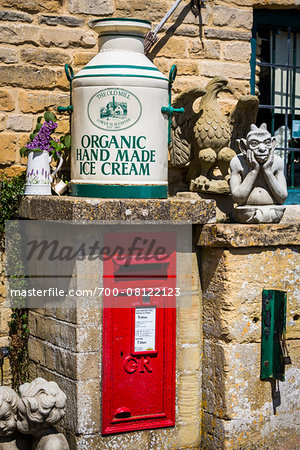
[17,378,69,450]
[170,76,259,194]
[0,386,30,449]
[230,123,288,223]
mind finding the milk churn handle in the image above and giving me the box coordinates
[58,64,74,114]
[161,65,184,145]
[65,64,74,82]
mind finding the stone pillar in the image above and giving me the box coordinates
[19,196,215,449]
[197,223,300,449]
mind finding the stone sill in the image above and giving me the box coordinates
[196,223,300,247]
[19,195,216,223]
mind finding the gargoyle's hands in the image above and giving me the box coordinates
[247,149,260,172]
[262,148,274,173]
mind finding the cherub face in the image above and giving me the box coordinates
[247,132,273,164]
[0,401,16,436]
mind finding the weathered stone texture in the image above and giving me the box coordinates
[0,24,40,45]
[0,132,17,164]
[38,14,84,27]
[0,10,33,22]
[7,114,33,131]
[0,89,15,111]
[0,113,5,131]
[154,36,188,58]
[223,41,251,62]
[188,40,221,60]
[72,51,97,67]
[19,196,216,223]
[0,46,18,63]
[199,223,300,448]
[204,27,252,41]
[212,6,253,30]
[40,28,96,49]
[1,0,61,13]
[69,0,114,15]
[202,60,251,79]
[21,48,71,67]
[0,66,57,89]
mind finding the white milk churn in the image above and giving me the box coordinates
[70,18,171,198]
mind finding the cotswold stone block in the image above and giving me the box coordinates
[212,6,252,30]
[1,0,61,14]
[0,113,5,131]
[175,61,199,76]
[177,344,201,372]
[76,430,150,449]
[156,37,187,58]
[77,379,101,433]
[0,133,17,164]
[223,41,251,62]
[19,91,69,113]
[0,46,18,63]
[0,10,32,22]
[73,51,97,66]
[56,118,70,134]
[0,66,56,88]
[204,27,251,41]
[21,47,71,66]
[38,14,84,27]
[0,89,15,111]
[56,69,71,91]
[172,25,198,37]
[7,114,33,131]
[69,0,114,15]
[40,28,96,48]
[0,24,40,45]
[201,61,250,80]
[178,374,201,421]
[188,40,220,59]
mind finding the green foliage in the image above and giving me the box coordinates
[20,110,71,159]
[0,173,29,389]
[0,172,26,246]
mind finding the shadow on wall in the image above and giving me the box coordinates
[148,2,204,60]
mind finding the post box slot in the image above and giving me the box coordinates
[113,261,169,280]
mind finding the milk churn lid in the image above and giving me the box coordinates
[91,17,152,36]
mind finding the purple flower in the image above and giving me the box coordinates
[26,120,58,153]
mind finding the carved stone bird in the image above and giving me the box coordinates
[171,76,259,194]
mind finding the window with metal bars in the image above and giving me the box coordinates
[250,10,300,204]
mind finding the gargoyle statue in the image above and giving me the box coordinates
[170,76,259,194]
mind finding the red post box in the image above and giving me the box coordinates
[102,232,176,435]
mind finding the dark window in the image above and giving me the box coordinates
[251,10,300,203]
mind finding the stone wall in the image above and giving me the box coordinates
[197,223,300,449]
[1,0,300,176]
[18,195,215,449]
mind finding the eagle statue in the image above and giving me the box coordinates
[170,76,259,194]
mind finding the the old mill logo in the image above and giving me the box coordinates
[88,88,142,131]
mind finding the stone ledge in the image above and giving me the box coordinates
[196,223,300,247]
[19,196,216,223]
